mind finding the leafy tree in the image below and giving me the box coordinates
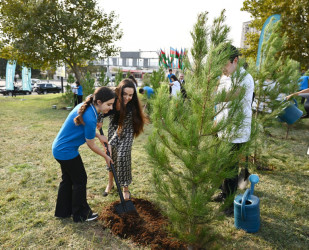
[0,0,123,83]
[147,11,247,248]
[241,0,309,68]
[67,74,75,85]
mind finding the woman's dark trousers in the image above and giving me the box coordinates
[55,155,92,222]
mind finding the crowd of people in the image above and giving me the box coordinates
[52,44,308,222]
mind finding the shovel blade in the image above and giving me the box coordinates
[115,200,137,214]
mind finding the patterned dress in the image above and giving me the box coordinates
[107,111,134,187]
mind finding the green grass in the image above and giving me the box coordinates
[0,94,308,249]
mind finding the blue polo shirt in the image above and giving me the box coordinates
[52,103,98,160]
[143,86,154,98]
[77,85,83,96]
[167,73,174,83]
[299,76,308,90]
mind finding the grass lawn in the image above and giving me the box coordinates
[0,94,308,249]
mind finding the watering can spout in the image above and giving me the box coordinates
[249,174,259,195]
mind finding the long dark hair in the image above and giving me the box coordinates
[114,79,147,137]
[171,75,179,82]
[74,87,115,125]
[128,75,138,88]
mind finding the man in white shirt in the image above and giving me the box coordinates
[71,82,78,106]
[213,45,254,210]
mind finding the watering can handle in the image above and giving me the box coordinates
[241,189,250,221]
[292,98,298,107]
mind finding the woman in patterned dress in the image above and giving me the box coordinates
[103,79,147,199]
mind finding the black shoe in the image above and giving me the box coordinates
[301,114,309,119]
[85,213,98,222]
[103,185,114,197]
[212,192,226,202]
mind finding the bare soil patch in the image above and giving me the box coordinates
[99,198,186,249]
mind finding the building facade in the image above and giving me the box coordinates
[92,51,159,80]
[240,21,259,49]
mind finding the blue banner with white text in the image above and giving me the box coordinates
[6,60,16,90]
[22,66,32,91]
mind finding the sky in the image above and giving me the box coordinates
[98,0,252,53]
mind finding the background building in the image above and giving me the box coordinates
[240,21,259,49]
[92,50,159,80]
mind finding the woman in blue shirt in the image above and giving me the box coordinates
[52,86,115,222]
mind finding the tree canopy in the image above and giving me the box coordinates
[0,0,123,82]
[241,0,309,68]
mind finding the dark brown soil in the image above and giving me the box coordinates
[99,198,186,249]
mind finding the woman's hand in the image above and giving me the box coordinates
[104,155,114,167]
[108,144,112,157]
[96,122,103,130]
[97,134,108,145]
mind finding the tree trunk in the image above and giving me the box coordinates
[72,63,82,83]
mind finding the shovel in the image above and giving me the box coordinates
[99,128,137,214]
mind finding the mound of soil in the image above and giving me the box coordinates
[99,198,186,249]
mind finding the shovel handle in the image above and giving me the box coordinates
[99,128,127,211]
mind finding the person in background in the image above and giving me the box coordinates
[169,75,181,97]
[167,69,175,94]
[71,82,78,106]
[52,87,115,222]
[179,74,187,99]
[103,79,147,200]
[138,86,154,99]
[297,70,309,118]
[74,81,83,104]
[286,88,309,100]
[213,45,254,216]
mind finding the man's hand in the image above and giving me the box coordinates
[285,94,293,100]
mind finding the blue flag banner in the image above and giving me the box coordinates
[6,60,16,90]
[22,66,32,91]
[256,14,281,69]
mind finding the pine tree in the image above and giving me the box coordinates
[147,11,249,248]
[149,66,166,91]
[97,69,109,87]
[115,68,123,86]
[247,21,300,166]
[82,71,95,99]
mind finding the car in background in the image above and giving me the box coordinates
[31,79,41,90]
[0,86,32,96]
[34,83,61,94]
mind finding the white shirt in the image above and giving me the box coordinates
[216,68,254,143]
[171,80,181,97]
[71,83,78,94]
